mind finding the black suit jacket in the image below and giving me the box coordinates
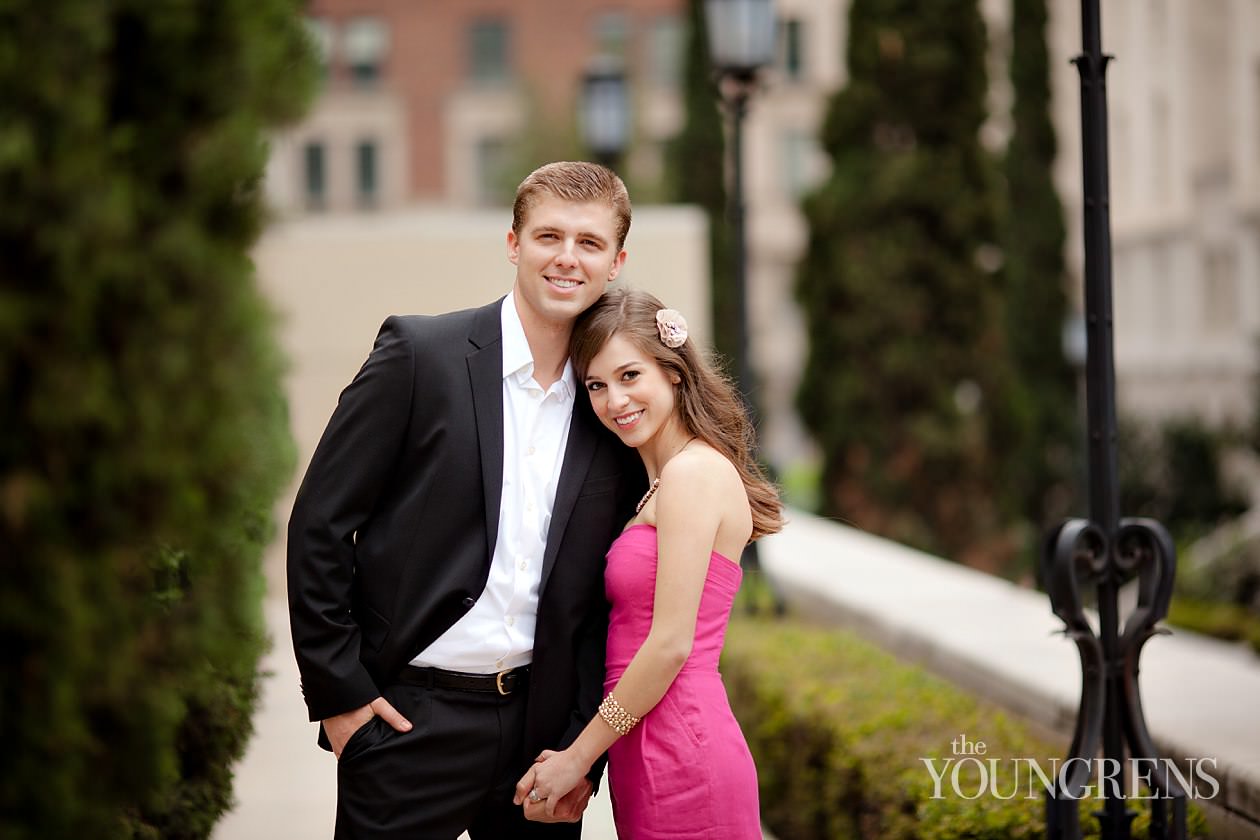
[287,298,642,762]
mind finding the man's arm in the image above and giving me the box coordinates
[561,582,612,788]
[557,448,642,788]
[287,316,417,723]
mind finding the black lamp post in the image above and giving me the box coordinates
[703,0,774,428]
[704,0,775,591]
[580,61,630,172]
[1042,3,1186,837]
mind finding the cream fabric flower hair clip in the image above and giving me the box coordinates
[655,309,689,348]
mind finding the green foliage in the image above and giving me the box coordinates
[795,0,1018,567]
[1117,416,1258,651]
[1118,417,1249,541]
[665,0,735,363]
[1251,338,1260,456]
[1168,598,1260,655]
[0,1,315,836]
[1001,0,1079,535]
[723,617,1210,839]
[724,618,1055,838]
[1176,529,1260,616]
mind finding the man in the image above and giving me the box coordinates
[288,161,644,838]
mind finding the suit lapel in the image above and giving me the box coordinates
[468,299,505,557]
[539,398,598,594]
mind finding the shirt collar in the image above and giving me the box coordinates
[500,293,576,399]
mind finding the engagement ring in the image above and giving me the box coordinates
[528,788,542,803]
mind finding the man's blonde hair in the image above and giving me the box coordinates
[512,161,631,249]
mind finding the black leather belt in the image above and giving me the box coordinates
[398,665,530,696]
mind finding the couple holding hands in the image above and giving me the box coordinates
[288,161,782,839]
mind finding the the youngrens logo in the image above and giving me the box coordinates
[921,734,1219,801]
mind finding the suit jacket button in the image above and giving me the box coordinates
[462,597,476,608]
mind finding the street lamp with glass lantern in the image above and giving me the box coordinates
[580,60,630,172]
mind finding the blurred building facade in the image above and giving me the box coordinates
[265,0,1260,474]
[264,0,685,211]
[1049,0,1260,428]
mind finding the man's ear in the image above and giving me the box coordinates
[607,248,627,281]
[506,229,520,265]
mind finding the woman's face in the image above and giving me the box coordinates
[582,332,681,449]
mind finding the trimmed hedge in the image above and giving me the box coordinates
[0,2,314,836]
[1168,597,1260,656]
[722,618,1210,839]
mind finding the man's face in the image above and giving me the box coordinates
[507,194,626,331]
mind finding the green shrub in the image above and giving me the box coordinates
[0,2,314,836]
[1119,418,1249,542]
[722,618,1209,839]
[1168,598,1260,656]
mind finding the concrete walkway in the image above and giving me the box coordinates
[758,510,1260,839]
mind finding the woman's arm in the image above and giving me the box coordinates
[515,450,726,815]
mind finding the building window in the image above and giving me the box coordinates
[304,141,326,211]
[469,19,511,84]
[780,130,821,198]
[778,18,804,81]
[1202,244,1240,330]
[1152,95,1170,202]
[345,16,389,86]
[305,17,334,81]
[356,140,378,209]
[1149,0,1167,61]
[475,136,512,206]
[1112,110,1130,205]
[1255,62,1260,171]
[647,15,683,89]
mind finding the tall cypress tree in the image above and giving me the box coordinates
[1003,0,1079,538]
[666,0,735,362]
[0,1,314,835]
[796,0,1016,565]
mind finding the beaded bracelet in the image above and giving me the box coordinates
[598,692,641,736]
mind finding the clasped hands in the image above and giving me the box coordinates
[513,749,593,823]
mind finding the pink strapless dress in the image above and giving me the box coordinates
[603,524,760,839]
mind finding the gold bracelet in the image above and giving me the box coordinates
[598,693,641,736]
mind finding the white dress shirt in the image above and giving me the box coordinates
[410,293,575,673]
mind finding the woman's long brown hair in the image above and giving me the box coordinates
[570,288,784,541]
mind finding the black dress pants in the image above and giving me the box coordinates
[333,680,581,839]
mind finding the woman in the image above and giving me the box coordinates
[514,287,783,838]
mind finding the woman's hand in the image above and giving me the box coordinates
[514,749,592,819]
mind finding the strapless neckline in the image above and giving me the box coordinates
[617,522,740,569]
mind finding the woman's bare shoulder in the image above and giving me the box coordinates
[659,444,744,510]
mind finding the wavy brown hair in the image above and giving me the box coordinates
[571,287,783,541]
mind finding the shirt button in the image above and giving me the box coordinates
[506,615,515,626]
[519,560,528,571]
[527,446,536,456]
[496,659,505,669]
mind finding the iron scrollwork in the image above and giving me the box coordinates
[1042,518,1186,839]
